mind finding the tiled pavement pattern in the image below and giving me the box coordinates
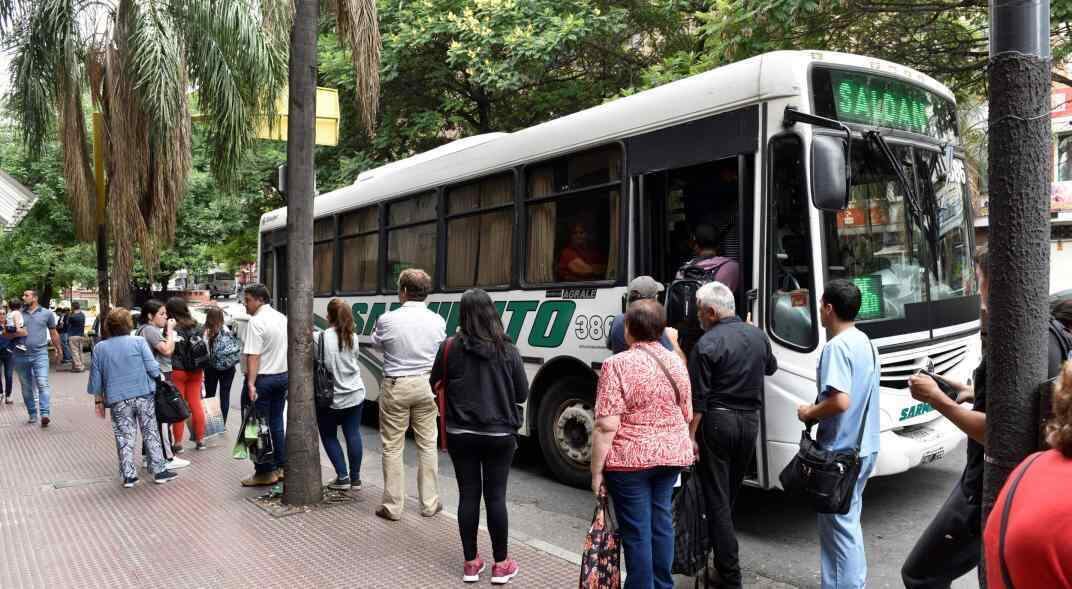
[0,365,577,588]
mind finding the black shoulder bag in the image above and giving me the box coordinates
[313,331,336,410]
[779,346,877,515]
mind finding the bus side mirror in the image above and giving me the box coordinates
[811,135,850,211]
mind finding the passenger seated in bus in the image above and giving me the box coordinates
[675,224,740,292]
[557,222,607,282]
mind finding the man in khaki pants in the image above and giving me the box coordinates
[371,269,447,521]
[67,302,87,373]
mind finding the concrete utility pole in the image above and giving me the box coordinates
[983,0,1051,565]
[282,0,323,507]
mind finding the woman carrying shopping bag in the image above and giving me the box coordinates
[590,300,694,589]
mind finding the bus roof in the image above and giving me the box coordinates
[260,50,953,232]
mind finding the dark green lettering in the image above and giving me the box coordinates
[351,303,368,334]
[528,301,576,348]
[504,301,539,344]
[446,302,461,335]
[363,302,387,336]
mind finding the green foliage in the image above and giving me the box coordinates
[0,137,96,298]
[316,0,697,191]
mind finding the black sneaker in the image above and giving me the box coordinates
[123,476,139,488]
[352,479,363,490]
[195,441,207,451]
[171,444,185,454]
[154,470,178,484]
[328,476,351,491]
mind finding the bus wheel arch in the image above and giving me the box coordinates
[530,357,598,488]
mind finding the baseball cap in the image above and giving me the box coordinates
[628,276,664,300]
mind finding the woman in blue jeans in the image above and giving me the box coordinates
[591,300,695,589]
[315,299,365,490]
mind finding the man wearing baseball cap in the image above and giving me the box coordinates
[606,276,685,362]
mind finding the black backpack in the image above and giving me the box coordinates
[1039,319,1072,448]
[665,257,734,355]
[177,325,211,370]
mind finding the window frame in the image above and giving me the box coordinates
[335,204,382,295]
[440,170,519,293]
[765,132,819,353]
[383,190,440,293]
[520,142,628,289]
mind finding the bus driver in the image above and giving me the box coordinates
[557,222,607,282]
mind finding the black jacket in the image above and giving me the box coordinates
[430,335,529,435]
[689,316,778,412]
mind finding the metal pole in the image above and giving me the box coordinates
[281,0,323,507]
[983,0,1051,583]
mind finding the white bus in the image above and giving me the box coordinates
[259,50,979,488]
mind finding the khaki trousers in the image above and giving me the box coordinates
[379,375,439,517]
[69,336,84,372]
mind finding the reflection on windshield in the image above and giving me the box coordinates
[824,141,926,321]
[823,141,975,323]
[918,151,974,301]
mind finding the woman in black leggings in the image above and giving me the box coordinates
[430,289,529,585]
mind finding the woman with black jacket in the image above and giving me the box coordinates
[430,288,529,585]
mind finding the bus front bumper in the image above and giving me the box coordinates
[872,416,966,478]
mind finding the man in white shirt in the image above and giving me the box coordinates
[240,283,290,487]
[371,268,447,520]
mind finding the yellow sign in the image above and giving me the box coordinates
[255,87,341,147]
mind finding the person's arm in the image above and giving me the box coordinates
[246,354,261,400]
[590,414,620,494]
[664,326,687,366]
[88,347,105,418]
[908,373,985,444]
[49,328,62,360]
[797,390,851,423]
[511,351,530,405]
[688,342,711,443]
[763,335,778,376]
[429,339,446,390]
[370,315,389,348]
[139,339,161,380]
[243,320,264,400]
[798,345,852,423]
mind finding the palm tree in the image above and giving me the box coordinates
[0,0,379,311]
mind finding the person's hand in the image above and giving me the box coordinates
[591,472,605,496]
[796,404,812,423]
[692,439,700,459]
[908,373,948,407]
[247,381,257,402]
[94,399,106,418]
[746,311,754,325]
[166,318,176,332]
[665,326,679,344]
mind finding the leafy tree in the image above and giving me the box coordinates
[643,1,1071,101]
[316,0,698,191]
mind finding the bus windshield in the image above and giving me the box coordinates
[822,139,974,324]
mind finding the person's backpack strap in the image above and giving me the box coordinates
[435,337,454,452]
[999,452,1045,589]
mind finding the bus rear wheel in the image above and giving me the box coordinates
[537,377,595,488]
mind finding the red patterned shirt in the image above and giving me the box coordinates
[596,341,694,471]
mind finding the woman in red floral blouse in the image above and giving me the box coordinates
[591,299,694,589]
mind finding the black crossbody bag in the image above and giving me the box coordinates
[779,346,877,515]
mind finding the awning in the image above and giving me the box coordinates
[0,169,36,229]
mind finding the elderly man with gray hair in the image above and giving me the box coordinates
[687,281,777,589]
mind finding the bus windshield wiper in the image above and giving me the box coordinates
[866,130,940,277]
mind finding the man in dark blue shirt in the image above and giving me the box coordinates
[67,302,87,372]
[688,280,777,589]
[606,276,685,362]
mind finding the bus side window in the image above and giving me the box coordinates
[768,136,817,349]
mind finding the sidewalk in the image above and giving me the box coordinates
[0,365,577,588]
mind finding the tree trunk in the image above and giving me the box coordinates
[282,0,322,507]
[97,223,111,319]
[981,1,1051,585]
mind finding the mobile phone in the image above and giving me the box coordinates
[918,369,959,403]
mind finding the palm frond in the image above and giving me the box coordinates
[334,0,380,136]
[122,0,184,138]
[57,45,97,241]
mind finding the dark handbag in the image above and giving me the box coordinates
[154,376,191,424]
[314,331,336,410]
[432,337,454,451]
[671,466,710,577]
[779,346,877,515]
[578,493,621,589]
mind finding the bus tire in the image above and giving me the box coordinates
[537,376,595,488]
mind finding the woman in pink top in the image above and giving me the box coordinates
[591,299,694,589]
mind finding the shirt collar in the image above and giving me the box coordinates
[401,301,427,309]
[715,316,742,326]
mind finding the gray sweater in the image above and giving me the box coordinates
[317,329,366,409]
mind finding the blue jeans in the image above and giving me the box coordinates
[0,350,14,398]
[605,466,679,589]
[317,402,364,481]
[60,333,71,363]
[817,452,878,589]
[254,373,288,473]
[14,349,51,419]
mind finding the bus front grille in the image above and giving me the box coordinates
[879,341,968,390]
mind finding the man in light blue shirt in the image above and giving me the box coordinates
[796,279,880,589]
[12,290,62,427]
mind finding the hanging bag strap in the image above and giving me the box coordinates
[998,451,1044,589]
[435,337,453,451]
[636,345,685,417]
[852,344,879,453]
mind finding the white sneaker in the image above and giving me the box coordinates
[166,457,191,470]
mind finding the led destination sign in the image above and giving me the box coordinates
[812,68,958,142]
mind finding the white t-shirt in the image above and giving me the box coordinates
[243,304,288,375]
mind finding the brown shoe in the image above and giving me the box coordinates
[241,471,279,487]
[421,502,444,518]
[375,506,401,522]
[40,416,51,428]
